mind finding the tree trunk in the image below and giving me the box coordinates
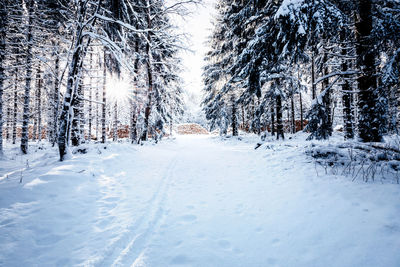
[287,106,290,133]
[321,45,332,138]
[299,91,304,131]
[0,81,2,154]
[0,27,4,154]
[130,99,137,143]
[290,92,295,134]
[113,101,118,141]
[21,0,34,154]
[96,53,100,140]
[271,105,275,136]
[0,1,7,154]
[311,49,316,100]
[276,83,284,140]
[241,106,245,131]
[33,110,37,141]
[6,92,11,140]
[88,50,93,141]
[36,64,43,141]
[142,0,153,141]
[101,50,107,143]
[58,2,87,160]
[355,0,382,142]
[51,45,60,146]
[130,39,139,143]
[256,98,261,135]
[79,78,85,142]
[71,81,82,146]
[341,30,354,139]
[12,66,18,144]
[232,96,238,136]
[251,98,255,133]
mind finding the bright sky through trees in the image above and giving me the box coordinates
[170,0,216,110]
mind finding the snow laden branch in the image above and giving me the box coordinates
[313,70,359,86]
[94,14,153,33]
[82,31,135,73]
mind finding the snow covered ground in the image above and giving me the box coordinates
[1,135,400,267]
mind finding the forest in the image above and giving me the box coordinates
[203,0,399,143]
[1,1,400,266]
[0,0,399,160]
[0,0,194,161]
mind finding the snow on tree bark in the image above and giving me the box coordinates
[276,93,284,140]
[355,0,384,142]
[340,29,354,139]
[141,0,154,141]
[34,63,43,142]
[88,50,93,141]
[232,95,238,136]
[58,1,88,160]
[51,45,60,146]
[101,50,107,144]
[276,80,284,140]
[0,7,5,155]
[113,101,118,141]
[20,0,34,154]
[12,66,18,145]
[71,81,83,147]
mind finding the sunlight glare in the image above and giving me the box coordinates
[107,77,131,103]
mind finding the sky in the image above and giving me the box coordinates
[170,0,217,117]
[106,1,217,124]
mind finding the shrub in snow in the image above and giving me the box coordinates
[306,141,400,184]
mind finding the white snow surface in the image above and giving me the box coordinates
[1,135,400,267]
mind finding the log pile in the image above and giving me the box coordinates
[176,124,209,135]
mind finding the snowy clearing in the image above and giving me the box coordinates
[1,135,400,267]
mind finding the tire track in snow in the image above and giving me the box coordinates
[97,155,177,267]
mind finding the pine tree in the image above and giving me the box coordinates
[355,0,383,142]
[0,0,8,155]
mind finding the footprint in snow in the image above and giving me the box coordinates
[217,239,231,249]
[267,258,278,265]
[56,258,71,266]
[233,247,243,255]
[174,240,183,247]
[170,254,192,265]
[35,234,64,246]
[179,214,197,223]
[271,238,280,245]
[196,232,206,239]
[384,224,400,233]
[255,226,263,233]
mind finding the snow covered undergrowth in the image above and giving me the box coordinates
[305,134,400,184]
[1,135,400,267]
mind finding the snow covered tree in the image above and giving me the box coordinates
[20,0,35,154]
[203,0,261,135]
[272,0,346,140]
[0,0,8,155]
[373,0,400,135]
[0,0,192,160]
[58,0,138,158]
[355,0,384,142]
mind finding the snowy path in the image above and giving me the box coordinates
[1,135,400,267]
